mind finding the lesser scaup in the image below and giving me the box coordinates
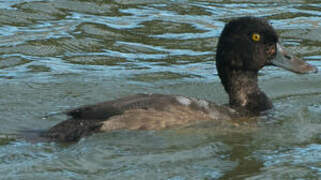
[43,17,317,142]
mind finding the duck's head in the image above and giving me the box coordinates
[216,17,317,114]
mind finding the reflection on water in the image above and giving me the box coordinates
[0,0,320,179]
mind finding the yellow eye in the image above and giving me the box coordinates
[252,33,261,42]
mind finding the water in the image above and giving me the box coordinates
[0,0,320,179]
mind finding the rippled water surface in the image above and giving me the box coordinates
[0,0,320,179]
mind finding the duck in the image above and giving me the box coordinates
[42,16,317,142]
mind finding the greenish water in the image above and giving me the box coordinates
[0,0,320,179]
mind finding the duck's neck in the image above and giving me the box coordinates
[223,70,272,115]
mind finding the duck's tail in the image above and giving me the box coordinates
[41,118,103,142]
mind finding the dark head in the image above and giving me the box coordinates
[216,17,317,114]
[217,17,278,75]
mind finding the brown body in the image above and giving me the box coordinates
[100,95,236,131]
[45,94,237,141]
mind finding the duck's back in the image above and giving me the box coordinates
[44,94,235,142]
